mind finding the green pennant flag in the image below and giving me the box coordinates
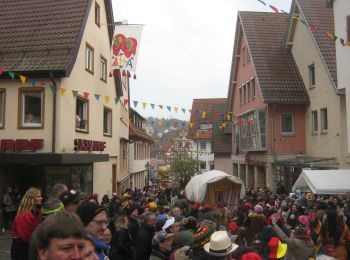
[115,97,120,104]
[8,71,15,79]
[72,90,78,97]
[49,85,56,94]
[300,20,308,27]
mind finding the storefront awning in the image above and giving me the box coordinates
[0,153,109,164]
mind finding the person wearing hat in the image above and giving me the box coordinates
[198,204,214,222]
[271,214,314,260]
[203,231,238,259]
[163,217,181,235]
[76,202,109,260]
[150,230,174,260]
[59,190,84,212]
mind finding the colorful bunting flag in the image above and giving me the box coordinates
[49,85,56,94]
[159,105,163,109]
[123,99,129,106]
[115,97,120,104]
[257,0,266,6]
[269,5,279,13]
[19,75,27,85]
[72,90,78,97]
[340,38,345,46]
[189,123,194,129]
[150,103,155,109]
[142,102,147,109]
[133,101,138,107]
[201,111,206,118]
[308,23,317,32]
[174,107,178,113]
[181,108,186,113]
[327,32,338,42]
[83,92,90,99]
[104,96,110,103]
[60,88,67,96]
[95,94,101,100]
[166,106,171,112]
[30,79,36,87]
[0,67,3,76]
[8,71,15,79]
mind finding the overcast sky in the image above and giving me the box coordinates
[112,0,292,121]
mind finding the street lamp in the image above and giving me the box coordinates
[145,162,151,187]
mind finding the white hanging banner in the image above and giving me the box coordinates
[111,25,143,75]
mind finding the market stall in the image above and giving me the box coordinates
[292,169,350,194]
[185,170,245,207]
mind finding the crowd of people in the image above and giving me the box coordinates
[2,182,350,260]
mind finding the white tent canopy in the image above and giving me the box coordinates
[292,169,350,194]
[185,170,245,203]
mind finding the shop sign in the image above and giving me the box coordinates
[74,139,106,152]
[0,139,44,152]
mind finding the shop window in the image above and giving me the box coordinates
[312,110,318,133]
[0,89,5,128]
[95,2,100,27]
[85,43,94,74]
[103,106,112,136]
[19,88,44,128]
[320,108,328,132]
[200,141,206,150]
[281,113,294,135]
[100,56,107,82]
[76,97,88,132]
[308,63,315,88]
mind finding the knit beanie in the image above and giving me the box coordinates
[76,202,107,226]
[173,230,195,247]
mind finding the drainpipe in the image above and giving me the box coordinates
[271,104,276,154]
[49,72,57,153]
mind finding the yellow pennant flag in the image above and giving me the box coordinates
[19,75,27,85]
[142,102,147,109]
[189,123,194,129]
[128,117,131,123]
[159,121,163,126]
[227,114,231,121]
[222,122,227,128]
[174,107,178,113]
[60,88,67,96]
[105,96,110,103]
[201,111,206,118]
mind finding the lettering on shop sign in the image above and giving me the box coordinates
[0,139,44,152]
[245,155,265,166]
[74,139,106,152]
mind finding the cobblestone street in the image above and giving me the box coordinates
[0,232,11,260]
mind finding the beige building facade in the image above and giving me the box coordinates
[0,0,129,198]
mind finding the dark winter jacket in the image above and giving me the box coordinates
[149,247,170,260]
[134,223,155,260]
[110,227,132,260]
[127,216,139,246]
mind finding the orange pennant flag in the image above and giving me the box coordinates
[19,75,27,85]
[142,102,147,109]
[104,96,110,103]
[60,88,67,96]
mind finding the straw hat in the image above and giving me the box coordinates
[203,231,238,256]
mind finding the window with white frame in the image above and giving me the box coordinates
[100,56,107,81]
[281,113,294,135]
[251,78,255,98]
[242,47,246,66]
[0,89,4,128]
[320,108,328,132]
[243,84,246,103]
[200,141,206,150]
[103,106,112,136]
[19,88,44,128]
[76,97,88,132]
[95,2,100,26]
[308,63,315,88]
[312,110,318,133]
[239,87,243,105]
[85,44,94,73]
[247,81,251,100]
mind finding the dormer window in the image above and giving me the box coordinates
[95,2,100,27]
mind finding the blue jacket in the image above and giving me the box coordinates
[90,234,110,260]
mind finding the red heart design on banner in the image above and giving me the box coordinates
[112,34,126,56]
[123,37,137,58]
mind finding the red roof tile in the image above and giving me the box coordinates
[239,11,310,104]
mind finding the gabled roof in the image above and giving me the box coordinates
[189,98,227,140]
[228,12,309,107]
[0,0,115,78]
[212,101,232,154]
[286,0,339,93]
[242,11,310,104]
